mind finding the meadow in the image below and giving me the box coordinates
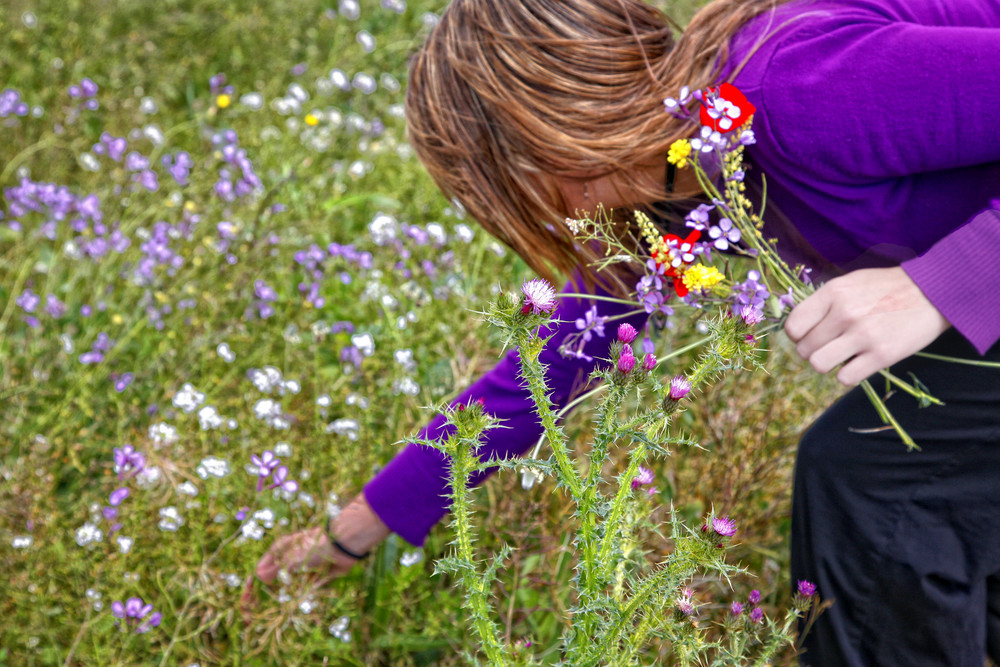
[0,0,840,664]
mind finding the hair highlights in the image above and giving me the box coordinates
[405,0,791,293]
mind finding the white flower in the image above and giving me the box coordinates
[368,213,398,245]
[240,520,264,541]
[177,481,199,497]
[351,333,375,356]
[393,377,420,396]
[326,418,360,440]
[352,73,376,95]
[393,348,416,371]
[356,30,375,53]
[329,69,350,91]
[196,456,230,479]
[116,536,134,554]
[216,342,235,362]
[253,508,275,529]
[75,522,103,547]
[454,223,474,243]
[172,383,205,413]
[12,535,33,549]
[158,506,184,532]
[197,405,223,430]
[400,551,424,567]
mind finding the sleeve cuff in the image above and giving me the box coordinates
[902,203,1000,355]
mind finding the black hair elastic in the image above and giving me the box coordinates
[666,161,677,194]
[326,517,370,559]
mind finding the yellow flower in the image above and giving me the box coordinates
[667,139,692,168]
[681,264,725,292]
[216,94,231,109]
[305,113,319,126]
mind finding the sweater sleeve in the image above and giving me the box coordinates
[363,278,649,546]
[902,199,1000,355]
[757,10,1000,353]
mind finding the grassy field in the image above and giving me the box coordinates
[0,0,839,664]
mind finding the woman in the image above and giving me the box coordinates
[254,0,1000,662]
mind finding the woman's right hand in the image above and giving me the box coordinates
[242,494,391,613]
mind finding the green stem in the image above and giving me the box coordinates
[859,379,918,450]
[514,330,583,501]
[916,351,1000,368]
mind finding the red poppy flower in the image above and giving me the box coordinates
[699,83,756,133]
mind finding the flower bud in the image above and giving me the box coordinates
[617,323,638,344]
[617,349,635,374]
[643,353,656,372]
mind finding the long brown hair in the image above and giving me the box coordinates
[405,0,793,294]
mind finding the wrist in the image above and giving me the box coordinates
[326,495,391,557]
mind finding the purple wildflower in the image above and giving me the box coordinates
[708,217,741,251]
[748,589,761,605]
[15,289,40,313]
[108,488,130,506]
[520,278,557,315]
[111,596,161,634]
[113,445,145,480]
[45,294,66,318]
[797,580,817,597]
[684,203,715,231]
[750,607,765,624]
[712,515,737,537]
[268,466,299,493]
[730,601,744,617]
[112,373,134,392]
[574,305,606,343]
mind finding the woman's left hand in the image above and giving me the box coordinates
[784,266,950,386]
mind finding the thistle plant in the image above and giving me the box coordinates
[417,283,815,665]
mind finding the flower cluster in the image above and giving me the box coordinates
[251,450,299,494]
[111,596,161,634]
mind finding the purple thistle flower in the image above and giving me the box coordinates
[617,323,638,344]
[520,278,557,315]
[631,465,655,490]
[668,375,692,400]
[748,589,761,605]
[617,347,635,374]
[750,607,765,624]
[740,304,764,327]
[797,580,817,597]
[643,353,657,372]
[712,515,737,537]
[676,588,696,615]
[730,601,744,617]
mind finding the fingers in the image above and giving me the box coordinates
[784,283,832,344]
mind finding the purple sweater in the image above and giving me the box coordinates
[365,0,1000,546]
